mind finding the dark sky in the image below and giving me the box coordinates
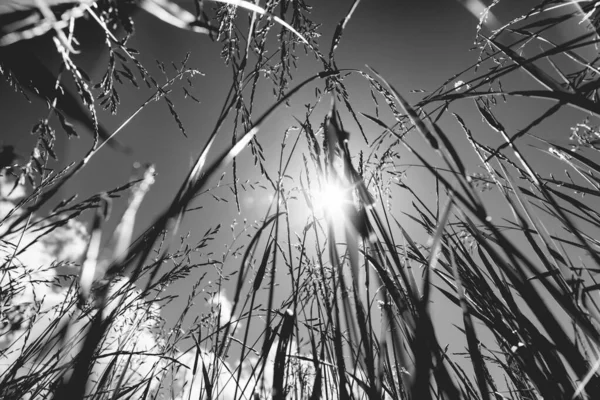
[2,0,543,227]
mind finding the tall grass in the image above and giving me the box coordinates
[2,0,600,399]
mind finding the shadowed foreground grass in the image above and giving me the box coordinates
[3,1,600,399]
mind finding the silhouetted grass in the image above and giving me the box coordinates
[3,0,600,399]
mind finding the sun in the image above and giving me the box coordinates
[311,179,352,220]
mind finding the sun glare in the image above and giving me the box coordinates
[312,180,351,220]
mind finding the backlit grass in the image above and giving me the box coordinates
[2,1,600,399]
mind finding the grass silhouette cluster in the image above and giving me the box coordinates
[2,1,600,399]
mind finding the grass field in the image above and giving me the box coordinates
[2,1,600,399]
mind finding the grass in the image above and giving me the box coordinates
[2,0,600,399]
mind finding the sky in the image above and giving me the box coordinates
[0,0,566,340]
[2,0,598,396]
